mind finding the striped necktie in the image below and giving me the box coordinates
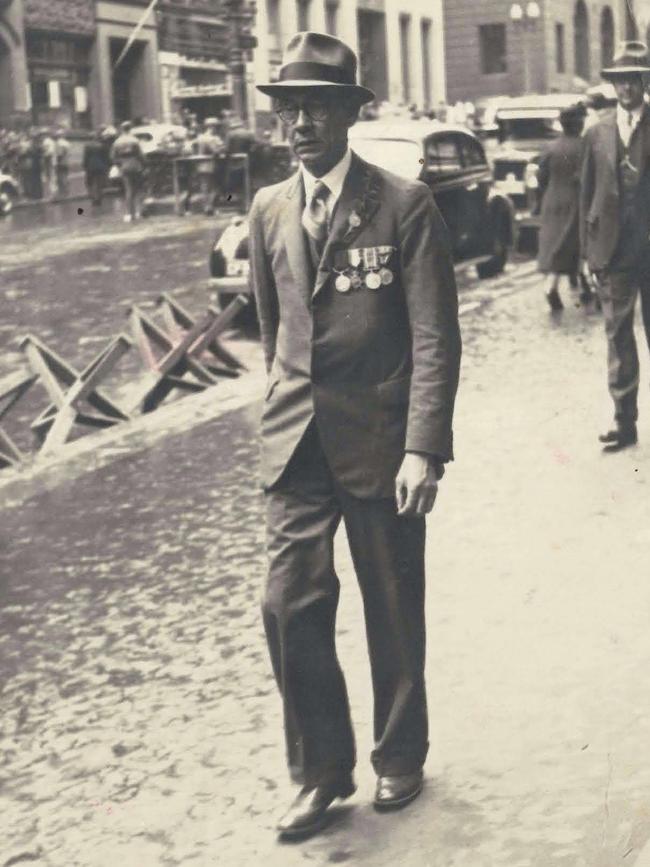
[302,180,330,247]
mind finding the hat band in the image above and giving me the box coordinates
[279,61,352,85]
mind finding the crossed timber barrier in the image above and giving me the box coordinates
[0,292,249,472]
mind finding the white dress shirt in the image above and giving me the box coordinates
[301,148,352,222]
[617,103,644,148]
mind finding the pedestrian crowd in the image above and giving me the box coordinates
[0,126,70,203]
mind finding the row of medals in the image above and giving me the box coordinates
[333,245,395,293]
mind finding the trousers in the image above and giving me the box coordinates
[262,421,428,787]
[597,268,650,424]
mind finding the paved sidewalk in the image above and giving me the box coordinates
[3,274,650,866]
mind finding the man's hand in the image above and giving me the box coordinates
[395,453,440,517]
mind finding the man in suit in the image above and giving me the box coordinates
[249,32,461,839]
[581,41,650,451]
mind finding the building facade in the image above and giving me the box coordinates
[250,0,447,128]
[442,0,636,104]
[0,0,30,127]
[0,0,162,130]
[157,0,232,124]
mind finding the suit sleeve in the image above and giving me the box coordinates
[579,131,595,261]
[248,194,279,373]
[399,184,461,462]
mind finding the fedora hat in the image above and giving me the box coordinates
[257,31,374,103]
[602,40,650,79]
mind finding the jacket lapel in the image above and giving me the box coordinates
[313,153,382,298]
[281,171,313,303]
[602,112,618,174]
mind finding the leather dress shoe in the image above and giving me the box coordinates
[374,770,423,811]
[599,425,637,452]
[277,776,355,840]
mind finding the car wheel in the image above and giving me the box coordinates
[476,225,508,279]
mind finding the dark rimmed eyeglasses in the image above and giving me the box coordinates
[273,98,332,124]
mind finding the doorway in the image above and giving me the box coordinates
[110,38,145,123]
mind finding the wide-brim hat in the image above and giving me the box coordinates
[602,40,650,79]
[257,31,375,104]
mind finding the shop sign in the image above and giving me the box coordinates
[172,84,232,98]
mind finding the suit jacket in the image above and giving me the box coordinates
[248,152,461,499]
[580,107,650,271]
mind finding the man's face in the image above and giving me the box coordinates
[614,74,645,110]
[274,90,359,176]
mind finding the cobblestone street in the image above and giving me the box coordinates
[3,215,650,866]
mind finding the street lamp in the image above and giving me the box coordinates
[510,1,541,94]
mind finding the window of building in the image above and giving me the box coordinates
[399,14,411,104]
[325,0,338,36]
[478,23,507,75]
[555,23,565,72]
[421,18,432,110]
[297,0,311,31]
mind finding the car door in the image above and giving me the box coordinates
[456,132,493,257]
[422,133,466,259]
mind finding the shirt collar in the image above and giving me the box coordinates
[617,103,644,126]
[301,148,352,205]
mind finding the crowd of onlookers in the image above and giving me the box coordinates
[0,101,486,220]
[0,126,71,202]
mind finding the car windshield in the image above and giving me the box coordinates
[350,138,422,179]
[498,118,561,141]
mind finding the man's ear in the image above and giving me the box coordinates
[344,100,362,128]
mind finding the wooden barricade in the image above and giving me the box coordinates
[0,370,38,468]
[22,334,132,455]
[0,294,249,474]
[127,293,249,413]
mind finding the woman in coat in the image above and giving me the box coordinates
[536,104,587,311]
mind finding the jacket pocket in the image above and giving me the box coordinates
[376,375,411,408]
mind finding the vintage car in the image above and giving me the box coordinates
[209,121,515,322]
[0,168,19,216]
[490,93,591,235]
[131,123,189,156]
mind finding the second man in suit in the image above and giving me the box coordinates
[581,41,650,451]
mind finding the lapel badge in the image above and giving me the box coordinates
[348,211,362,229]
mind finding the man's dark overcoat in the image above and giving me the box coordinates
[248,152,461,497]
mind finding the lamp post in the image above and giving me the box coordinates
[509,1,541,94]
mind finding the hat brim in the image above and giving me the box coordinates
[257,80,375,104]
[601,65,650,79]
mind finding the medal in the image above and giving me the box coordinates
[350,272,363,289]
[335,273,352,292]
[365,271,381,290]
[379,267,394,285]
